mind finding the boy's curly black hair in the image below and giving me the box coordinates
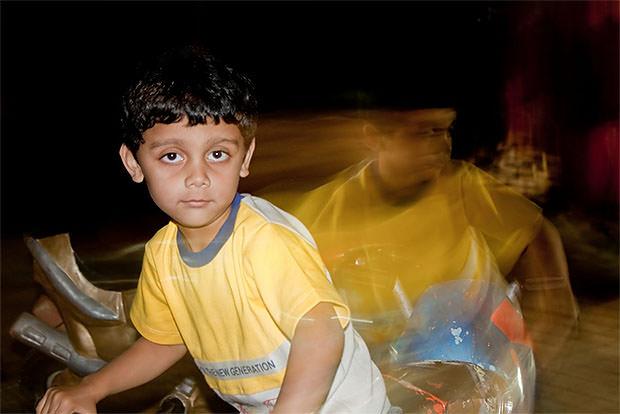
[121,46,258,154]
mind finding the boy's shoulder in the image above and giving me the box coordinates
[143,221,178,254]
[238,194,317,249]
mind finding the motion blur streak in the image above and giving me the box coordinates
[253,108,581,412]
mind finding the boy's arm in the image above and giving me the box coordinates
[273,302,344,414]
[508,217,579,366]
[36,336,187,414]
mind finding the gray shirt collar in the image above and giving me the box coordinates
[176,193,243,268]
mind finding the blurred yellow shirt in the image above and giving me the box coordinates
[264,160,542,344]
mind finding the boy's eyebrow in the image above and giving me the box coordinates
[148,137,241,149]
[149,138,185,149]
[210,137,240,147]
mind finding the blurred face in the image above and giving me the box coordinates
[368,108,455,199]
[120,118,254,238]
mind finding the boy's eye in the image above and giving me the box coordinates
[161,153,184,164]
[207,150,230,162]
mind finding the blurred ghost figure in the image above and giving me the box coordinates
[260,108,579,398]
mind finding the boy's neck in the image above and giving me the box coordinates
[369,161,433,206]
[176,205,233,253]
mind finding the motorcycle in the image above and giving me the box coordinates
[9,233,221,413]
[10,233,534,413]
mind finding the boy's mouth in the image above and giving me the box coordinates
[180,199,211,207]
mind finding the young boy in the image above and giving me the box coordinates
[36,47,391,414]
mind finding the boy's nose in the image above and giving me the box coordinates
[185,161,211,188]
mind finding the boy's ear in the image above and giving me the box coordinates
[362,123,382,152]
[239,138,256,178]
[119,144,144,183]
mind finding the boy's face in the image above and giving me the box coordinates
[365,108,455,198]
[120,118,254,234]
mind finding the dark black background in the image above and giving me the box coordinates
[1,1,611,237]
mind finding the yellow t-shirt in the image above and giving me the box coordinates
[130,194,390,413]
[263,160,543,345]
